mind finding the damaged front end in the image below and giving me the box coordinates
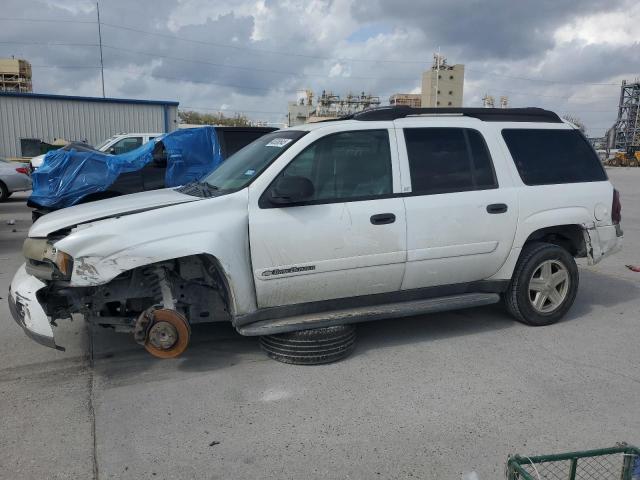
[9,265,62,350]
[10,237,230,355]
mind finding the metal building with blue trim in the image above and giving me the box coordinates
[0,92,179,158]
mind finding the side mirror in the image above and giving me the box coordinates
[108,147,116,155]
[269,176,314,205]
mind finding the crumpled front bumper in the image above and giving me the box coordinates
[8,264,62,350]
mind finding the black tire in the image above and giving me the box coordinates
[259,325,356,365]
[505,242,579,326]
[0,182,9,202]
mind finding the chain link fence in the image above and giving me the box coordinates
[507,445,639,480]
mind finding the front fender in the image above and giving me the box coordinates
[53,190,257,315]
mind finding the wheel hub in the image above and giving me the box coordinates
[148,321,179,350]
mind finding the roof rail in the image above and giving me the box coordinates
[344,106,563,123]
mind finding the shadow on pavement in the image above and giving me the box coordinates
[566,268,639,319]
[89,266,640,376]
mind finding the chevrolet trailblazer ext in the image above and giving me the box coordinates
[9,107,622,364]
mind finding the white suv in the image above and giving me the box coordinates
[9,107,622,364]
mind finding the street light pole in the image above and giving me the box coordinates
[434,47,440,108]
[96,2,105,98]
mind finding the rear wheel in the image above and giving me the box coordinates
[505,242,579,326]
[260,325,356,365]
[0,182,9,202]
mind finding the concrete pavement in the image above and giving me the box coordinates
[1,169,639,479]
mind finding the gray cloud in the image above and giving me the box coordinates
[351,0,625,60]
[0,0,636,133]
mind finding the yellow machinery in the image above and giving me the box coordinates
[608,147,640,167]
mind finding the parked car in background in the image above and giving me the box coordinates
[27,126,277,219]
[9,107,622,364]
[29,133,161,172]
[0,157,31,201]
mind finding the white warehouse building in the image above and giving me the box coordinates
[0,92,179,158]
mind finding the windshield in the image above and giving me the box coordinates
[95,135,118,151]
[201,130,306,191]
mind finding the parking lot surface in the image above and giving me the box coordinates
[1,169,639,479]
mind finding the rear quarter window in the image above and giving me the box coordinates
[502,129,607,185]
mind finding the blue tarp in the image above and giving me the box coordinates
[30,127,223,209]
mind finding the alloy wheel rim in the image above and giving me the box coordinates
[528,259,570,313]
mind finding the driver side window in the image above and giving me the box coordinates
[111,137,143,155]
[279,129,392,202]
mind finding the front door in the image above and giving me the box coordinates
[248,128,407,308]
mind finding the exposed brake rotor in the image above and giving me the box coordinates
[134,308,191,359]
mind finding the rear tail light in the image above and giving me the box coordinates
[15,167,29,175]
[612,188,621,224]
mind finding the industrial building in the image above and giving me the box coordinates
[612,79,640,150]
[421,54,465,108]
[481,94,509,108]
[0,58,32,93]
[0,92,178,158]
[389,93,422,108]
[287,89,381,126]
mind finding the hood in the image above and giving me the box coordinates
[29,188,201,237]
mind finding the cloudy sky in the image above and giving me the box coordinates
[1,0,638,134]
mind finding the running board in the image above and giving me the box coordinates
[237,293,500,337]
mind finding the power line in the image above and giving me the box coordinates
[0,17,627,88]
[99,22,425,65]
[31,64,101,69]
[102,66,282,93]
[181,105,286,116]
[100,44,418,82]
[0,16,95,24]
[0,40,98,47]
[1,40,623,95]
[466,68,620,86]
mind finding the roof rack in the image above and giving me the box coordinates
[342,106,562,123]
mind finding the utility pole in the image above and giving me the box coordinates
[96,1,105,97]
[434,47,440,108]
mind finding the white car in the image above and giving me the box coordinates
[0,157,31,201]
[29,133,161,171]
[9,107,622,364]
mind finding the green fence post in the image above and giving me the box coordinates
[568,458,578,480]
[621,451,633,480]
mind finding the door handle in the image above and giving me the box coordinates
[486,203,508,214]
[370,213,396,225]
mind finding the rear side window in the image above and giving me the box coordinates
[502,129,607,185]
[403,128,497,195]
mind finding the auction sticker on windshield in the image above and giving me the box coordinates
[265,138,293,148]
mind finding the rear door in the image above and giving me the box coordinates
[395,118,518,289]
[248,126,407,308]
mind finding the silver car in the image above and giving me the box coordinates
[0,157,32,201]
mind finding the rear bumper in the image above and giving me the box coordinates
[584,224,622,265]
[8,264,61,350]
